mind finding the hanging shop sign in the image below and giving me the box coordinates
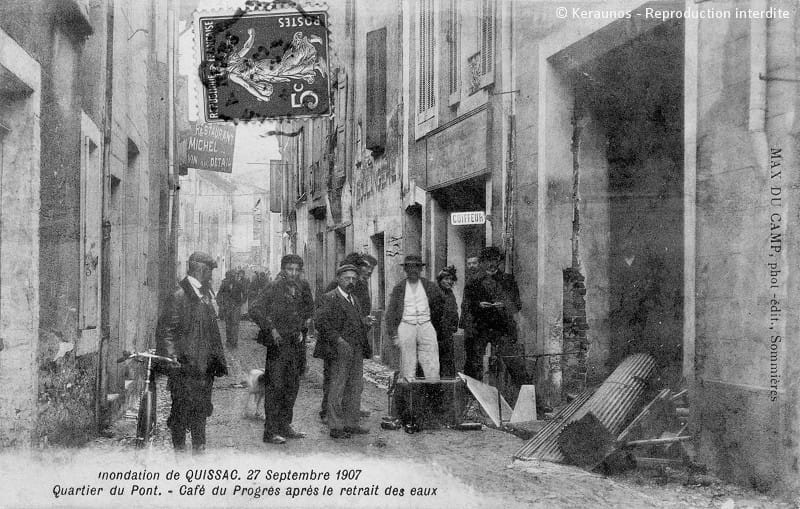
[451,211,486,226]
[180,122,237,174]
[196,9,331,122]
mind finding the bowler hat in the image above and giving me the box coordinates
[336,263,359,276]
[188,251,217,268]
[400,254,426,266]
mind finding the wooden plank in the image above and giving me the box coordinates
[459,373,512,427]
[624,435,693,447]
[615,388,671,444]
[669,389,688,402]
[634,457,685,468]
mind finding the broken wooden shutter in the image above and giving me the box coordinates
[366,27,387,153]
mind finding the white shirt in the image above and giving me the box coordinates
[403,280,430,323]
[337,286,355,306]
[187,275,217,313]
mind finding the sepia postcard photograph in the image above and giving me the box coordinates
[1,0,799,507]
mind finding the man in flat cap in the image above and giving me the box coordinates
[315,263,372,438]
[316,252,376,422]
[249,254,314,444]
[385,254,445,381]
[156,251,228,453]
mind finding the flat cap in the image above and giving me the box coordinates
[188,251,217,268]
[336,263,359,276]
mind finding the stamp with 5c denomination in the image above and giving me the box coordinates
[196,8,330,122]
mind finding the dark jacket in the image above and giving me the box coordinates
[217,277,246,311]
[463,271,521,336]
[385,278,445,338]
[156,277,228,378]
[323,278,371,316]
[314,288,372,360]
[441,287,459,336]
[249,274,314,357]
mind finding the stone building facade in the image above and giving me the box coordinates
[0,0,178,446]
[274,0,799,494]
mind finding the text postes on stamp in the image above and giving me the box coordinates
[197,10,330,122]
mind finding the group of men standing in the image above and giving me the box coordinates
[385,247,524,390]
[249,252,379,442]
[155,245,524,451]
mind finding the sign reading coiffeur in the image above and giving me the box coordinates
[450,211,486,226]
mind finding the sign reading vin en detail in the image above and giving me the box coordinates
[197,10,330,122]
[451,211,486,226]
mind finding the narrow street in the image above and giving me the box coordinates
[59,320,790,509]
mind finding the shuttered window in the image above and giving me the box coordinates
[447,0,460,97]
[417,0,436,120]
[479,0,495,76]
[366,28,387,153]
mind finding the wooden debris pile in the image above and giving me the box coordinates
[514,353,694,472]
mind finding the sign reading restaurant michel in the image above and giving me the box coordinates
[196,9,331,122]
[180,122,236,174]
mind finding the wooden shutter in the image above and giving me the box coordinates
[269,160,282,213]
[448,0,460,95]
[480,0,495,76]
[417,0,435,116]
[366,28,387,152]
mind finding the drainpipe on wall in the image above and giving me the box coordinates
[748,0,768,171]
[166,0,178,296]
[97,0,115,433]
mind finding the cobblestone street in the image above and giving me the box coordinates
[72,320,794,509]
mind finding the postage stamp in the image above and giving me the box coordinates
[195,8,331,122]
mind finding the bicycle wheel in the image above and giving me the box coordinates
[135,390,155,448]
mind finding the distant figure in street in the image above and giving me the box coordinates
[156,251,228,453]
[249,255,314,444]
[317,252,375,421]
[315,263,372,439]
[462,247,526,386]
[217,269,246,347]
[385,255,445,381]
[436,266,459,378]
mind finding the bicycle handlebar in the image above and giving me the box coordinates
[116,349,181,367]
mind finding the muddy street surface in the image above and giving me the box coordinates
[16,320,790,509]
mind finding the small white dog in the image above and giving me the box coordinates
[243,369,266,419]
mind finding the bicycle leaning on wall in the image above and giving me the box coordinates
[117,349,180,448]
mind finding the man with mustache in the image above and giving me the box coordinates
[249,254,314,444]
[315,263,372,439]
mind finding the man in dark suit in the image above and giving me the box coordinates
[156,251,228,453]
[385,254,445,381]
[315,264,372,439]
[316,252,375,421]
[462,246,525,385]
[249,254,314,444]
